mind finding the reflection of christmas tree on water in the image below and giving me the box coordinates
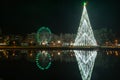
[74,3,97,80]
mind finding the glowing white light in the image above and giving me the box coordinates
[58,52,61,55]
[74,6,97,80]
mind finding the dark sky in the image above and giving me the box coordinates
[1,0,120,34]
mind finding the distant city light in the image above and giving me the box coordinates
[57,40,61,44]
[58,52,61,55]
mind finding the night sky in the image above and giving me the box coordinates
[1,0,120,34]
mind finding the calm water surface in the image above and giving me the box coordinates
[0,50,120,80]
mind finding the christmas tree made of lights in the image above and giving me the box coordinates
[74,3,97,80]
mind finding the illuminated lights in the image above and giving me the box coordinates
[115,51,118,56]
[12,53,15,56]
[83,2,87,6]
[57,40,61,44]
[36,26,52,44]
[29,53,33,57]
[74,5,97,80]
[105,50,120,56]
[36,51,51,70]
[58,52,61,55]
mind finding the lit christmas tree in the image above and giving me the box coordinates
[74,2,97,80]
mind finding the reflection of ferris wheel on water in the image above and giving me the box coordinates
[36,51,51,70]
[36,26,52,44]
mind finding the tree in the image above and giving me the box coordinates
[94,28,116,45]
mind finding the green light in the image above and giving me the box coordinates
[83,2,87,6]
[36,26,52,44]
[36,51,51,70]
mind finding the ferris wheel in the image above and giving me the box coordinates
[36,26,52,45]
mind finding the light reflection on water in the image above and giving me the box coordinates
[0,50,120,71]
[0,50,120,80]
[0,50,77,64]
[0,50,120,61]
